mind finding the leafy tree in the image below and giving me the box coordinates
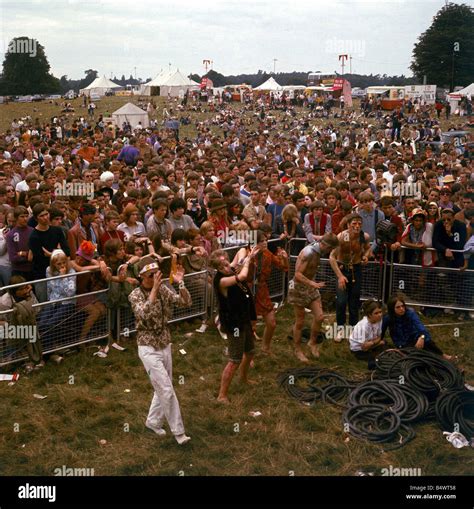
[78,69,98,90]
[411,3,474,89]
[0,37,60,94]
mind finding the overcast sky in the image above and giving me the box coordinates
[1,0,472,81]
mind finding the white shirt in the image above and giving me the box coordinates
[349,316,382,352]
[16,180,39,192]
[21,158,34,169]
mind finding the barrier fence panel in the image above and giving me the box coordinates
[0,274,110,367]
[264,239,288,304]
[390,263,474,311]
[288,255,384,302]
[388,246,473,311]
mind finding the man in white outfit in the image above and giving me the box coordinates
[128,260,192,445]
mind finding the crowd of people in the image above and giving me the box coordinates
[0,93,472,418]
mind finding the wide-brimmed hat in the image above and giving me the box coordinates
[443,175,456,184]
[209,198,227,213]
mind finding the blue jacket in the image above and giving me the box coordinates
[381,308,431,348]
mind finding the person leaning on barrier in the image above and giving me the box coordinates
[433,208,467,269]
[128,259,192,445]
[36,249,76,363]
[0,275,42,372]
[401,208,435,267]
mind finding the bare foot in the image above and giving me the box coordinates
[250,359,255,369]
[295,348,309,363]
[240,378,259,385]
[217,396,230,404]
[309,342,320,358]
[261,348,272,356]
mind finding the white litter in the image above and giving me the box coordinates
[443,431,470,448]
[33,394,47,399]
[249,411,262,418]
[179,349,187,355]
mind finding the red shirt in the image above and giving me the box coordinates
[99,230,125,254]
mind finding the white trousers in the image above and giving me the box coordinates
[138,344,185,436]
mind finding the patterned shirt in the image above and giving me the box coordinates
[128,283,191,350]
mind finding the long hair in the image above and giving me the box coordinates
[386,293,407,328]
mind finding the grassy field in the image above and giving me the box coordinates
[0,303,472,477]
[1,94,471,139]
[0,97,472,477]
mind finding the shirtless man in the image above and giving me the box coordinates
[329,213,372,343]
[288,233,339,362]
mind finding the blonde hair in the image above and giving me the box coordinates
[282,204,298,222]
[200,221,215,235]
[49,250,70,275]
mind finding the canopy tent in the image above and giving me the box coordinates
[140,69,199,96]
[111,103,149,128]
[447,83,474,114]
[139,69,173,95]
[80,76,121,97]
[159,70,200,97]
[254,77,283,91]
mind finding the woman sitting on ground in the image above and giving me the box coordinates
[381,293,453,360]
[349,299,386,370]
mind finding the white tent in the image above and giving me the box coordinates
[159,70,200,97]
[448,83,474,114]
[254,77,283,91]
[448,83,474,99]
[80,76,121,97]
[139,69,173,95]
[112,103,149,129]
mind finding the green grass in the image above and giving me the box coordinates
[0,96,472,476]
[0,304,472,477]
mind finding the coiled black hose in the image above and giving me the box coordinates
[342,404,416,451]
[277,367,359,406]
[382,348,464,399]
[435,389,474,439]
[348,380,430,423]
[278,348,467,450]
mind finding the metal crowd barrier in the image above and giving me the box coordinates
[0,270,109,367]
[388,246,474,311]
[1,242,472,367]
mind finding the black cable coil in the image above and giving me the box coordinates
[278,348,468,450]
[435,389,474,439]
